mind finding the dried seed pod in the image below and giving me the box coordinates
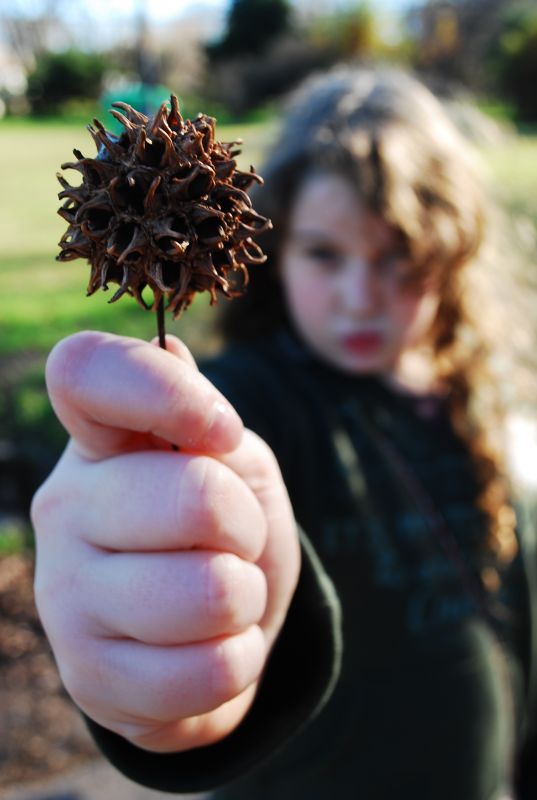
[57,95,271,318]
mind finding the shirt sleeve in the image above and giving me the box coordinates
[84,529,342,794]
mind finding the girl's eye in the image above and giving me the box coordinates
[303,245,342,268]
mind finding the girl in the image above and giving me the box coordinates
[31,67,537,799]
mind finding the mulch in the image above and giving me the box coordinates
[0,552,98,790]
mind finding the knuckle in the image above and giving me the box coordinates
[246,429,279,468]
[176,456,222,535]
[55,640,97,708]
[33,562,64,628]
[191,456,219,516]
[157,363,187,417]
[204,553,243,628]
[159,366,208,446]
[30,468,71,536]
[59,659,87,706]
[209,630,263,705]
[33,570,78,643]
[243,430,282,489]
[204,555,266,632]
[30,480,55,532]
[210,643,244,705]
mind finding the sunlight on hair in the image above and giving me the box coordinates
[506,415,537,491]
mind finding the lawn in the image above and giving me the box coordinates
[481,133,537,225]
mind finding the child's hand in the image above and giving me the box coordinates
[31,331,300,754]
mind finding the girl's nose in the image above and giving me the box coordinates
[339,259,380,315]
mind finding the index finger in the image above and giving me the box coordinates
[46,331,243,460]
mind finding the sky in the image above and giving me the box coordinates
[140,0,411,20]
[91,0,414,19]
[7,0,415,24]
[81,0,224,19]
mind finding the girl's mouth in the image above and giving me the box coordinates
[341,331,383,354]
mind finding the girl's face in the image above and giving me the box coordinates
[279,173,441,382]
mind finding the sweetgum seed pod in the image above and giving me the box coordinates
[57,95,271,318]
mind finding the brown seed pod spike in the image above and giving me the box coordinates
[56,95,272,328]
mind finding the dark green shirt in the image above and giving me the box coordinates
[87,330,537,799]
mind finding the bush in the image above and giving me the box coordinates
[207,37,337,117]
[26,49,107,116]
[207,0,292,61]
[494,8,537,122]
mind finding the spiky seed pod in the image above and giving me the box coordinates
[57,95,271,318]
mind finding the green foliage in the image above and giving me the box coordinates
[205,2,410,118]
[26,49,108,116]
[308,3,379,60]
[207,40,336,116]
[207,0,292,60]
[493,6,537,121]
[205,0,337,116]
[404,0,537,121]
[0,521,29,555]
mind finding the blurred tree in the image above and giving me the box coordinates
[406,0,537,119]
[492,4,537,121]
[203,0,406,117]
[0,1,78,73]
[26,48,107,115]
[207,37,335,116]
[406,0,509,91]
[133,0,161,86]
[207,0,292,60]
[307,3,380,60]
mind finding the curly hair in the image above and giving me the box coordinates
[219,66,518,572]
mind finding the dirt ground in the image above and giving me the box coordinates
[0,551,99,791]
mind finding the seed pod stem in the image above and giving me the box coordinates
[157,296,167,351]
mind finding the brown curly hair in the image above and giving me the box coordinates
[219,66,518,572]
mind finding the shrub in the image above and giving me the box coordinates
[494,8,537,121]
[26,49,107,116]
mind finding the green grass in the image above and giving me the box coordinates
[0,518,32,555]
[480,135,537,223]
[0,124,80,258]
